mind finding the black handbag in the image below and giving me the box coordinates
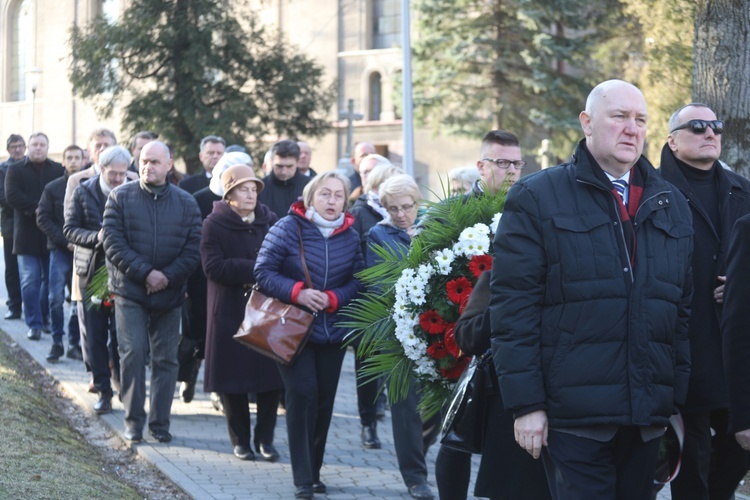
[440,351,494,454]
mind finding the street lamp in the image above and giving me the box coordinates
[26,67,43,133]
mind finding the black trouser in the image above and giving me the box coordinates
[543,426,660,500]
[670,409,749,500]
[178,271,207,383]
[223,390,281,448]
[83,302,118,394]
[390,376,441,488]
[351,338,382,427]
[435,446,472,500]
[3,235,21,313]
[277,342,346,487]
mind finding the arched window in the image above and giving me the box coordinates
[8,0,32,101]
[369,72,382,121]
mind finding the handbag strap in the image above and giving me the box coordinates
[296,222,314,289]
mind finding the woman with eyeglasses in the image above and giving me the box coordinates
[366,174,439,500]
[349,161,404,449]
[254,171,364,499]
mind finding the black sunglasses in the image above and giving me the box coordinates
[670,119,724,135]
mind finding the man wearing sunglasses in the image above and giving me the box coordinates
[491,80,693,499]
[659,103,750,500]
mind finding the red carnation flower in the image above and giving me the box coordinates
[469,254,493,278]
[419,310,447,335]
[427,342,449,360]
[441,356,471,381]
[444,324,461,358]
[446,277,473,304]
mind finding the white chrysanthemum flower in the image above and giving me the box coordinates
[459,226,479,242]
[410,289,426,306]
[417,263,434,282]
[491,212,503,233]
[434,248,454,275]
[473,223,490,235]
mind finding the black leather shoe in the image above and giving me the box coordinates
[42,322,51,334]
[256,442,279,462]
[312,481,326,493]
[66,345,83,361]
[94,393,112,414]
[294,486,313,499]
[46,343,64,362]
[408,483,435,499]
[361,424,381,449]
[4,310,21,320]
[124,429,142,443]
[149,429,172,443]
[27,328,41,341]
[233,445,255,461]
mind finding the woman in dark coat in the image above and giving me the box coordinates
[349,161,402,449]
[201,164,283,462]
[438,270,550,500]
[254,171,364,499]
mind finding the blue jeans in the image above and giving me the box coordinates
[115,296,181,434]
[49,249,73,345]
[17,253,49,329]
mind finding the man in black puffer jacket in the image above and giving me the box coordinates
[490,80,693,499]
[103,141,202,443]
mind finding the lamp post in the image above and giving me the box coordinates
[26,67,43,133]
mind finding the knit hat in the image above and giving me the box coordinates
[221,164,264,200]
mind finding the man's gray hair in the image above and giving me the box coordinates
[668,103,712,133]
[200,135,226,151]
[99,145,132,169]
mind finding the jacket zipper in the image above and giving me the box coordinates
[323,237,330,342]
[578,179,633,283]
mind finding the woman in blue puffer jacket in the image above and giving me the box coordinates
[254,171,363,499]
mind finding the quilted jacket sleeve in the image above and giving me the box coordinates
[254,217,301,303]
[490,183,548,417]
[63,186,99,248]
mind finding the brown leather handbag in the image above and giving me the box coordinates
[233,224,316,365]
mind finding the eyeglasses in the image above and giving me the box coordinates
[386,202,417,215]
[482,158,527,170]
[8,144,25,150]
[670,119,724,135]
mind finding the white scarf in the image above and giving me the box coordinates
[99,174,113,197]
[366,190,390,219]
[305,207,344,238]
